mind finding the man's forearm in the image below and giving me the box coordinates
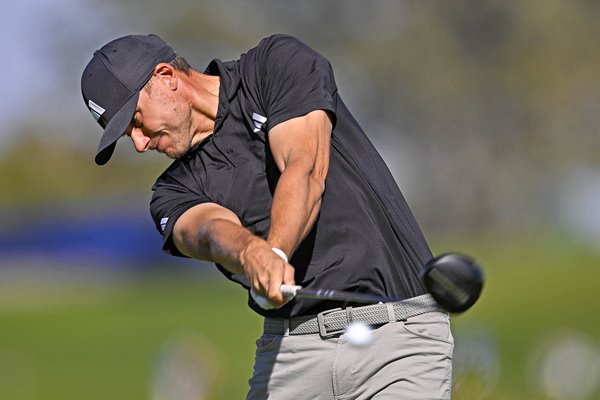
[173,202,296,306]
[182,217,259,274]
[267,165,325,258]
[266,110,331,258]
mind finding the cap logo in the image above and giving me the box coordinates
[88,100,106,121]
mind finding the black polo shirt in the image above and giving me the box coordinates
[150,34,432,318]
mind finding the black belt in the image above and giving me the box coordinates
[263,294,443,338]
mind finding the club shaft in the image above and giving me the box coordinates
[280,284,402,304]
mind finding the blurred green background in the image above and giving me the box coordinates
[2,1,600,399]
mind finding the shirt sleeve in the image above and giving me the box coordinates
[253,34,338,131]
[150,168,210,257]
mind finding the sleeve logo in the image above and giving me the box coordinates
[160,217,169,233]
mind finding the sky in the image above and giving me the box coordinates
[1,0,128,148]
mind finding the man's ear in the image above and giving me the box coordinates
[153,63,178,90]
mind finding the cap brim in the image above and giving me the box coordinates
[95,92,140,165]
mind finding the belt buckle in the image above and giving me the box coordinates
[316,308,344,338]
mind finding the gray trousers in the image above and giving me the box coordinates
[247,311,453,400]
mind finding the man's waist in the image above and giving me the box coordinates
[263,293,443,338]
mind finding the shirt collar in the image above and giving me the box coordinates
[204,59,241,134]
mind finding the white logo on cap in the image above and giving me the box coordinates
[88,100,105,121]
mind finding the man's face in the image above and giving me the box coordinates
[126,75,194,159]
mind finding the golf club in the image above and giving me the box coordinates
[280,285,402,304]
[279,252,484,313]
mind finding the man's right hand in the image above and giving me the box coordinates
[241,240,296,308]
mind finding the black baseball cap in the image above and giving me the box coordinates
[81,34,176,165]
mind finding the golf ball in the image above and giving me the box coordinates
[344,322,372,347]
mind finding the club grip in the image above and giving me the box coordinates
[251,285,302,310]
[280,284,302,297]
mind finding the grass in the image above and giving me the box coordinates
[0,233,599,399]
[434,233,600,399]
[0,273,261,399]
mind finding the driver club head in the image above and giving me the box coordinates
[421,253,484,313]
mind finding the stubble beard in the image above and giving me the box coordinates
[166,133,194,160]
[165,126,194,160]
[164,105,195,160]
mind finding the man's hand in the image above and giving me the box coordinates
[241,240,296,308]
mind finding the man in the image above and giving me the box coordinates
[81,34,453,399]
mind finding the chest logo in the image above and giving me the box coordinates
[252,112,267,133]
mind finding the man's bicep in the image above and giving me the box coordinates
[268,109,332,174]
[172,202,242,259]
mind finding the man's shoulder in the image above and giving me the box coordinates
[240,34,312,63]
[240,34,324,79]
[253,34,312,55]
[257,33,303,46]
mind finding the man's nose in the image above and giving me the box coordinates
[130,128,151,153]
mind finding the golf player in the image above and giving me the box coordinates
[81,34,454,399]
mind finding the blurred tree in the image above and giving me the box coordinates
[2,0,599,235]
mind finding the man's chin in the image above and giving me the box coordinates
[169,151,187,160]
[171,147,194,160]
[161,148,179,160]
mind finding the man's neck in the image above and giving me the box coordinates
[187,71,220,145]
